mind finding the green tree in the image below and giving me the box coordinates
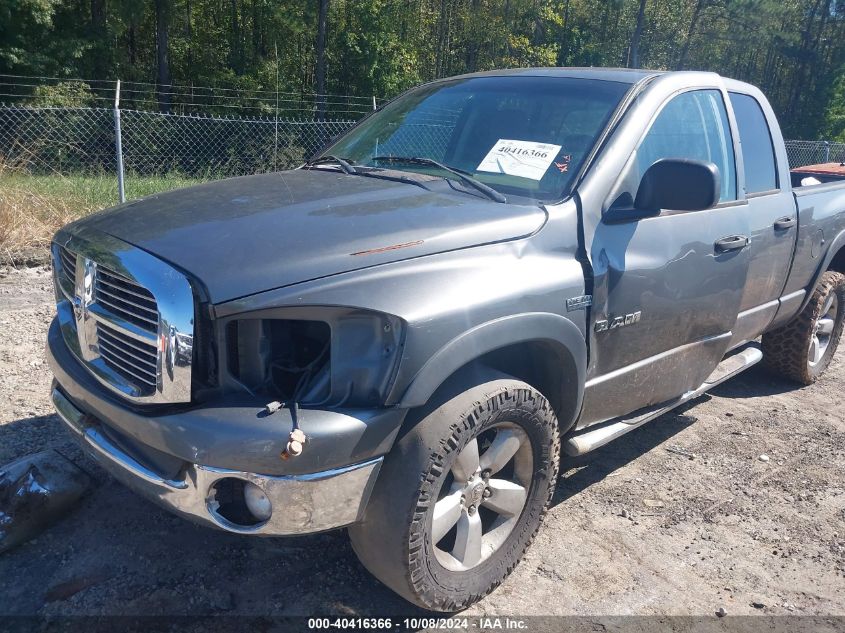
[824,70,845,141]
[1,0,63,74]
[1,0,844,139]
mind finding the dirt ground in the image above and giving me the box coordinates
[1,264,843,619]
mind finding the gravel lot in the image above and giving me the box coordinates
[1,264,844,618]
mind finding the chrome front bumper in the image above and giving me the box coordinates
[51,388,382,536]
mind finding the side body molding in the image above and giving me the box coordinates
[398,312,587,429]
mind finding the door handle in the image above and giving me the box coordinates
[714,235,750,253]
[774,216,796,230]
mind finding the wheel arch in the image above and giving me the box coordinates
[828,235,845,275]
[796,228,845,314]
[396,313,586,433]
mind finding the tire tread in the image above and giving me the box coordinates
[762,271,845,385]
[349,377,559,612]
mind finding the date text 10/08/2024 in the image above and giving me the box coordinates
[307,617,529,630]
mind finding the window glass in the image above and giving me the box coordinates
[326,77,630,201]
[729,92,778,193]
[636,90,737,202]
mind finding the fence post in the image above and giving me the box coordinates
[372,96,377,111]
[274,41,279,171]
[114,79,126,204]
[824,141,831,163]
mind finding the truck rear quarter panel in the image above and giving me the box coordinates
[775,182,845,325]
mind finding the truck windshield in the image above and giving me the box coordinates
[323,76,630,202]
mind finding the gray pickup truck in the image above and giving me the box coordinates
[48,68,845,611]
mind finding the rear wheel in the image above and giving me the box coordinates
[349,376,559,611]
[762,270,845,385]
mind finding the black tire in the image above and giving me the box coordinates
[762,270,845,385]
[349,372,560,611]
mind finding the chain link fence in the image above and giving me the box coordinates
[1,104,843,205]
[119,110,356,177]
[0,104,358,195]
[784,140,845,170]
[0,106,117,174]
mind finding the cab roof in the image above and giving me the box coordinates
[444,67,664,85]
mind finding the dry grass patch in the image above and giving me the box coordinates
[0,164,204,265]
[0,179,86,263]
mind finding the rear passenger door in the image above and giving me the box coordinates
[727,92,798,347]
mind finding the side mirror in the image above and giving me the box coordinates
[635,158,720,212]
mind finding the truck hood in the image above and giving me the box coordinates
[70,169,546,303]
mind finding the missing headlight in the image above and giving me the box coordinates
[226,319,331,403]
[223,309,403,407]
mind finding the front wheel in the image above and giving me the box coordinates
[349,376,560,611]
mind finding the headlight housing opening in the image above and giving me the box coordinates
[223,308,403,407]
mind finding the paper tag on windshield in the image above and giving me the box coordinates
[477,139,562,181]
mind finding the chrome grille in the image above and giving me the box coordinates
[58,245,76,298]
[51,232,194,404]
[95,267,159,332]
[96,322,158,394]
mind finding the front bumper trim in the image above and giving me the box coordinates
[51,387,383,536]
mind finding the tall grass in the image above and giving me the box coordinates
[0,162,205,264]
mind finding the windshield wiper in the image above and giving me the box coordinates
[305,155,357,175]
[371,156,506,203]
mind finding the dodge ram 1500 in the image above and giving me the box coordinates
[47,68,845,610]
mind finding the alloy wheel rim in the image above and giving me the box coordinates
[809,293,838,367]
[430,422,533,571]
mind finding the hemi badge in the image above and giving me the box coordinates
[566,295,592,311]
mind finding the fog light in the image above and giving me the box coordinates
[243,481,272,522]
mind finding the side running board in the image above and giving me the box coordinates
[564,343,763,456]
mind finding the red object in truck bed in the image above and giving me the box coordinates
[792,162,845,180]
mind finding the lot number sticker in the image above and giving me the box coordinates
[477,139,563,181]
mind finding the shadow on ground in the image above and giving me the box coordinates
[554,407,699,506]
[708,363,803,399]
[553,362,803,506]
[0,412,424,617]
[0,362,805,617]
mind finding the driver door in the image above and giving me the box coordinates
[578,89,752,428]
